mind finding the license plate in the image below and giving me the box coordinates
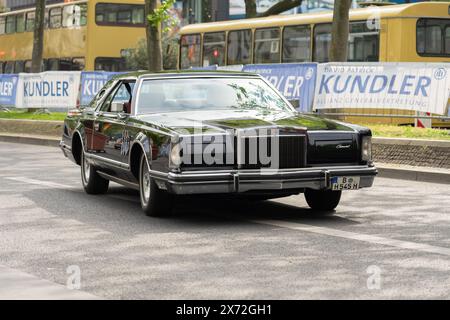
[331,176,360,190]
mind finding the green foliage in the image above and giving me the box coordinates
[124,36,178,71]
[147,0,177,33]
[358,123,450,140]
[0,110,67,121]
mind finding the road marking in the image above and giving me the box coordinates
[0,265,102,300]
[251,219,450,257]
[5,176,450,257]
[4,176,76,189]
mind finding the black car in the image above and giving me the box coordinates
[60,71,377,216]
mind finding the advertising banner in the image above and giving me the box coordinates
[243,63,317,112]
[0,74,18,105]
[15,71,81,109]
[80,72,122,106]
[314,63,450,115]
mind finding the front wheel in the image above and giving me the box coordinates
[139,154,173,217]
[81,151,109,195]
[304,189,342,213]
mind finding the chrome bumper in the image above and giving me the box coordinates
[160,165,378,195]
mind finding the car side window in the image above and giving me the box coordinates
[100,81,135,113]
[90,79,116,109]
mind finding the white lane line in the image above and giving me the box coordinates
[251,219,450,257]
[0,265,102,300]
[4,176,76,189]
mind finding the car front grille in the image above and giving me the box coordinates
[238,134,306,170]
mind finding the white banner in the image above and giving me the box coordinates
[314,63,450,115]
[15,71,81,109]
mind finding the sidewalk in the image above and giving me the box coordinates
[376,162,450,184]
[0,133,449,185]
[0,265,101,300]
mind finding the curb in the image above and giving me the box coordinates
[376,164,450,185]
[373,137,450,148]
[1,135,448,185]
[0,134,60,147]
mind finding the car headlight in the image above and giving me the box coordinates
[170,143,182,167]
[361,136,372,162]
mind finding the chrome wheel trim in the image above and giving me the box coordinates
[142,162,151,204]
[82,153,90,183]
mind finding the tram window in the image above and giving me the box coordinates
[446,27,450,53]
[46,59,60,71]
[24,60,32,73]
[58,58,73,71]
[254,28,281,64]
[4,62,14,73]
[227,29,252,65]
[95,57,127,72]
[63,4,87,27]
[283,25,311,62]
[14,61,25,73]
[132,7,145,24]
[203,32,225,67]
[0,17,5,35]
[96,3,145,26]
[16,14,25,33]
[6,15,16,34]
[180,34,201,69]
[72,58,85,71]
[0,62,4,74]
[49,7,62,29]
[313,23,331,63]
[347,22,379,62]
[417,18,450,56]
[26,12,35,32]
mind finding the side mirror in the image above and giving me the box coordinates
[110,102,124,113]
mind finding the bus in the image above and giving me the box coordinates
[178,1,450,126]
[179,1,450,68]
[0,0,146,73]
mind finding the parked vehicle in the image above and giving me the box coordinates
[60,71,377,216]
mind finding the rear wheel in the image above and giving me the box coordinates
[81,151,109,195]
[139,154,173,217]
[304,189,342,213]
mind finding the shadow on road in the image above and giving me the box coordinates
[22,184,359,233]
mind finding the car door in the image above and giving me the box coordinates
[83,79,118,155]
[93,80,135,166]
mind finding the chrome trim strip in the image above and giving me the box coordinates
[97,171,139,190]
[173,165,376,177]
[84,153,130,170]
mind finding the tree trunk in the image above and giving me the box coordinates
[259,0,302,18]
[245,0,302,19]
[31,0,45,73]
[145,0,163,72]
[329,0,352,62]
[245,0,257,18]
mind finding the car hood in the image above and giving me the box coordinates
[135,109,356,135]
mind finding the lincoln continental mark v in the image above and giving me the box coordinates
[60,71,377,217]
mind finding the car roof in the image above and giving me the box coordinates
[113,70,260,80]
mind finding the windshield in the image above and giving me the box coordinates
[135,77,294,115]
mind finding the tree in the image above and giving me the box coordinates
[329,0,352,62]
[145,0,163,72]
[245,0,302,18]
[31,0,46,73]
[124,36,178,71]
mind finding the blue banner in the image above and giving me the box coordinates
[188,65,218,71]
[242,63,317,112]
[0,74,18,105]
[80,72,123,106]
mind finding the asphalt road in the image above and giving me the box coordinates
[0,141,449,300]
